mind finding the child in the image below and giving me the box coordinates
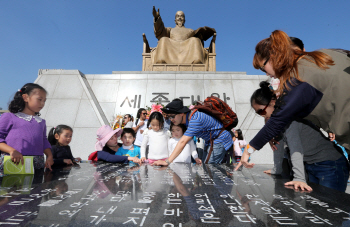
[89,125,140,164]
[234,129,247,163]
[48,125,81,166]
[168,124,201,164]
[140,112,171,164]
[116,128,141,162]
[0,83,53,176]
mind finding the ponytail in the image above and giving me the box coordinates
[250,81,276,106]
[9,91,26,114]
[48,127,57,145]
[253,30,334,95]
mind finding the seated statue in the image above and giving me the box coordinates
[151,6,216,65]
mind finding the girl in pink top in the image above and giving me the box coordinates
[234,129,247,162]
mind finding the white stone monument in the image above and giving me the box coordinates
[35,69,273,164]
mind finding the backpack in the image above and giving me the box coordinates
[190,96,238,130]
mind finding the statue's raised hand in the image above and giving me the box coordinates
[152,6,160,19]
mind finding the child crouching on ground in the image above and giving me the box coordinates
[48,124,81,167]
[116,128,140,164]
[168,124,201,164]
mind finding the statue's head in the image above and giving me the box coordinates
[175,11,185,27]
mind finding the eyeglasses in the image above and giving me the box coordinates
[259,57,269,73]
[167,114,177,120]
[142,113,147,115]
[256,104,269,116]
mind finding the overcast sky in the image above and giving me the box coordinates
[1,0,349,109]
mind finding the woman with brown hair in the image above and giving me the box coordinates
[237,30,350,170]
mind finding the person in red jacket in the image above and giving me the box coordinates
[88,125,140,164]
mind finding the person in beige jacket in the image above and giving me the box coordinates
[238,30,350,169]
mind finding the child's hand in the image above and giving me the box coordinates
[195,158,202,164]
[10,150,24,165]
[140,157,147,163]
[74,157,82,162]
[128,157,141,164]
[64,159,73,165]
[45,156,54,171]
[132,157,141,164]
[151,160,168,166]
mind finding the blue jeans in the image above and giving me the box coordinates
[305,156,349,192]
[202,142,226,164]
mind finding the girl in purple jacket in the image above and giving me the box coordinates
[0,83,53,176]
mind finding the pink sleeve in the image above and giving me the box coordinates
[0,113,13,144]
[42,120,52,150]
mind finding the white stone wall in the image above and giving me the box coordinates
[36,70,273,164]
[35,70,109,160]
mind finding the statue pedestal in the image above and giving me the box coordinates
[35,70,272,163]
[142,56,216,72]
[152,64,206,71]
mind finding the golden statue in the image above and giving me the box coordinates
[142,6,217,71]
